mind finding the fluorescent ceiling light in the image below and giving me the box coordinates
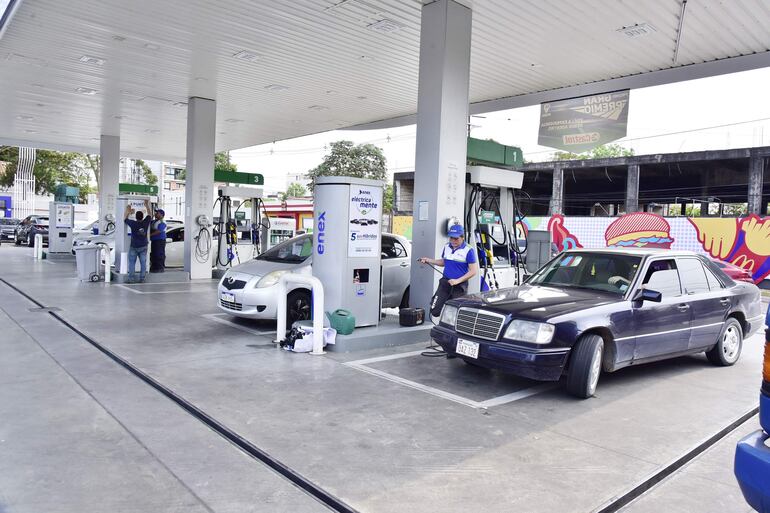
[225,118,244,123]
[367,19,405,33]
[144,43,160,50]
[0,0,22,41]
[616,22,657,38]
[233,50,261,62]
[16,114,34,120]
[79,55,106,66]
[24,129,37,134]
[264,84,289,91]
[308,105,329,111]
[75,87,98,95]
[145,129,160,134]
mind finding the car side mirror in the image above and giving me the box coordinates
[632,288,662,303]
[166,238,173,243]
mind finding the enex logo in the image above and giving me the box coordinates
[317,211,326,254]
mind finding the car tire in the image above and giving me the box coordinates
[399,287,410,309]
[706,317,743,366]
[286,290,312,325]
[565,334,604,399]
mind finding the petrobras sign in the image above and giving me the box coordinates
[538,90,630,153]
[348,185,382,258]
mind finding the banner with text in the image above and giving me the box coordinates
[538,90,630,153]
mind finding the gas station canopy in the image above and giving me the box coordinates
[1,0,770,161]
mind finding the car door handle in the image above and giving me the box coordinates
[720,298,730,306]
[677,304,690,311]
[399,262,409,267]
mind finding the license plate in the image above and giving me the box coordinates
[456,338,480,359]
[220,292,235,303]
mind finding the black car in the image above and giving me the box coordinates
[15,215,49,247]
[431,249,763,398]
[0,218,19,241]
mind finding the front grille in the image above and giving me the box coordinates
[455,307,505,341]
[222,279,247,290]
[220,299,243,311]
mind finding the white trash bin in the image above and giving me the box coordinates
[74,245,102,282]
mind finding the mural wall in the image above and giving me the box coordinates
[526,213,770,283]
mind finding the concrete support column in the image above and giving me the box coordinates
[183,97,216,280]
[98,135,120,234]
[549,165,564,215]
[626,164,640,214]
[748,154,764,215]
[409,0,472,311]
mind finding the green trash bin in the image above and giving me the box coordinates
[326,309,355,335]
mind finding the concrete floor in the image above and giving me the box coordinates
[0,244,764,512]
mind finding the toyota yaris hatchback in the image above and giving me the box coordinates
[431,249,762,398]
[218,233,411,324]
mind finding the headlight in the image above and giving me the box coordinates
[503,320,555,344]
[255,270,289,288]
[440,304,458,326]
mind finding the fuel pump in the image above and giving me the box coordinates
[213,185,265,274]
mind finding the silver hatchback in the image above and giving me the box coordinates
[217,233,412,323]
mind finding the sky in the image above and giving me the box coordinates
[230,67,770,195]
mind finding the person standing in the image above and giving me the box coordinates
[149,208,167,273]
[418,224,478,317]
[124,199,152,283]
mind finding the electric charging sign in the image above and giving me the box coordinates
[348,185,382,258]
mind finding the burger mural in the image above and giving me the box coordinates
[604,213,674,249]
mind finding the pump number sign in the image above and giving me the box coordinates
[348,185,382,258]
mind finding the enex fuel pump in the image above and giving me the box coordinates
[213,185,268,274]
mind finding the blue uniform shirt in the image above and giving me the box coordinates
[150,220,167,241]
[125,217,151,248]
[441,241,476,280]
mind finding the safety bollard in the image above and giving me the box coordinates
[100,244,111,284]
[275,273,325,355]
[33,233,43,259]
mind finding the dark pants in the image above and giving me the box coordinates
[430,277,467,317]
[150,239,166,272]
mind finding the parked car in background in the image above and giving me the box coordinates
[0,218,19,241]
[73,223,191,267]
[431,249,762,398]
[734,305,770,513]
[217,233,411,324]
[714,259,754,283]
[14,215,49,247]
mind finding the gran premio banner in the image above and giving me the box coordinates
[538,90,630,153]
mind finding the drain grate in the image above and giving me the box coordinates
[28,307,61,313]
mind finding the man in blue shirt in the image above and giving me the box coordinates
[418,224,478,317]
[149,208,167,273]
[124,199,152,283]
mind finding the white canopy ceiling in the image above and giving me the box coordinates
[1,0,769,161]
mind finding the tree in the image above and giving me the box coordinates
[280,182,308,200]
[0,146,94,201]
[134,159,158,186]
[383,183,393,214]
[215,151,237,174]
[307,141,387,190]
[554,144,635,161]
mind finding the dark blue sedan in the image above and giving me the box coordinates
[734,306,770,513]
[431,249,763,398]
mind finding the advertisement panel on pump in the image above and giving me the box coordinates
[348,185,382,258]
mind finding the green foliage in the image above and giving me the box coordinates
[554,144,635,161]
[280,182,308,200]
[307,141,387,190]
[134,159,158,186]
[215,151,237,174]
[0,146,94,201]
[383,183,393,214]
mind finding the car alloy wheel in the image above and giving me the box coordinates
[588,342,603,396]
[286,290,311,324]
[721,325,741,363]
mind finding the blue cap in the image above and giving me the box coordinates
[448,224,464,238]
[156,209,165,216]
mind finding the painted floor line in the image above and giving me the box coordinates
[343,349,552,409]
[116,284,213,295]
[201,313,276,336]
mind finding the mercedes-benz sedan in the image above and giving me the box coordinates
[431,249,762,398]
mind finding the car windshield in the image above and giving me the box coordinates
[257,235,312,263]
[0,218,17,225]
[528,252,642,295]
